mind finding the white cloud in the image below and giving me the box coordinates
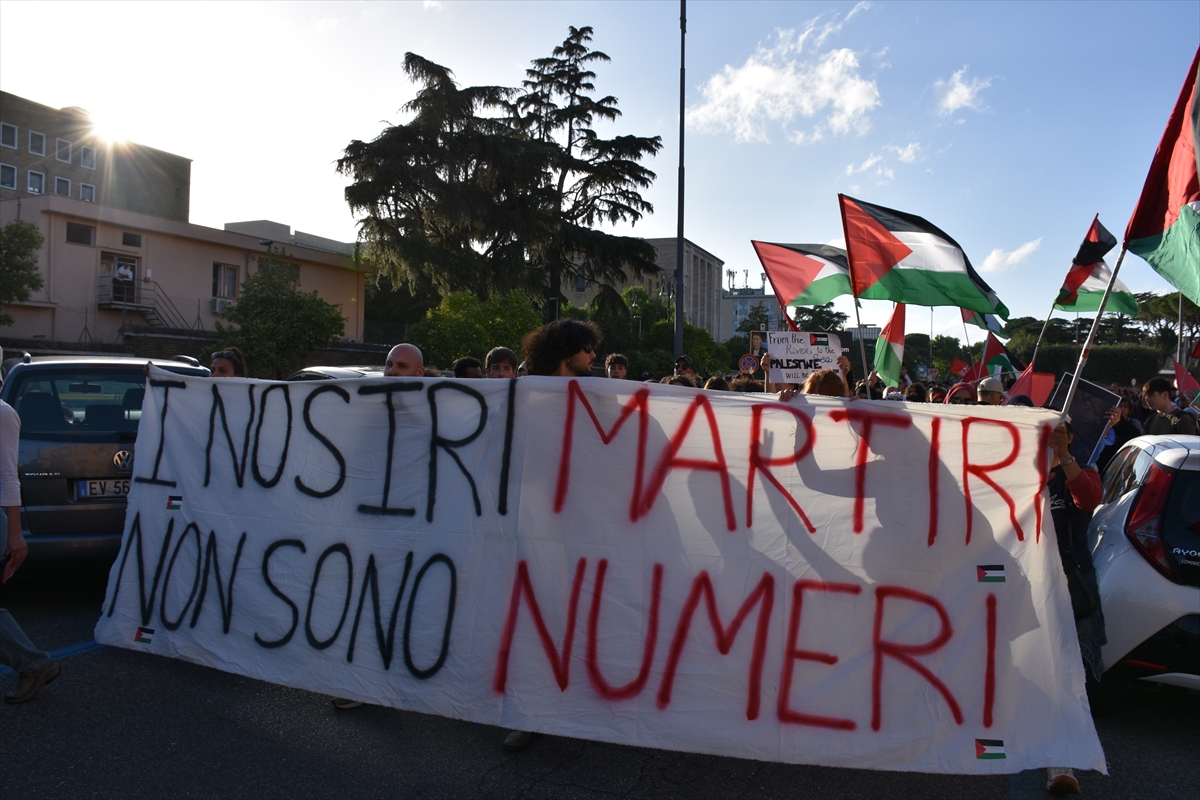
[980,238,1042,272]
[935,67,991,115]
[687,25,880,144]
[886,142,920,162]
[312,17,339,33]
[423,0,443,10]
[845,153,882,175]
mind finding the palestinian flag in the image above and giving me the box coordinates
[1175,359,1200,402]
[751,242,852,306]
[166,495,182,510]
[976,565,1005,583]
[1125,47,1200,305]
[962,307,1009,339]
[873,303,906,387]
[981,332,1022,375]
[1054,216,1139,316]
[135,627,154,644]
[1005,363,1055,406]
[837,195,1009,318]
[975,739,1006,760]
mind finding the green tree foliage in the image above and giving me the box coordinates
[1031,344,1162,386]
[737,301,770,333]
[410,290,542,369]
[0,220,45,327]
[215,253,345,379]
[511,26,663,317]
[904,333,932,367]
[338,29,662,320]
[790,302,847,332]
[362,275,439,345]
[930,334,968,376]
[338,54,553,300]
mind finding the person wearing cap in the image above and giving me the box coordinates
[674,355,697,382]
[976,376,1006,405]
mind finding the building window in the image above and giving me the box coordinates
[80,183,95,202]
[102,252,139,303]
[213,263,238,298]
[0,163,15,189]
[56,138,71,163]
[0,123,15,149]
[574,275,586,293]
[27,170,44,194]
[55,177,70,196]
[122,232,142,248]
[66,221,96,246]
[29,131,45,156]
[80,146,96,169]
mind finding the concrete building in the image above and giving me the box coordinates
[0,91,365,346]
[716,284,786,342]
[567,236,724,340]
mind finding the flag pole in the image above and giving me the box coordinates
[1178,292,1184,365]
[1058,247,1128,422]
[852,298,871,383]
[1029,299,1059,369]
[836,193,872,381]
[961,318,976,374]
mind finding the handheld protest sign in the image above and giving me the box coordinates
[1048,372,1121,466]
[738,354,759,374]
[766,331,842,384]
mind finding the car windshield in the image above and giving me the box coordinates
[9,368,147,441]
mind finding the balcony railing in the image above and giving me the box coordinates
[98,276,192,330]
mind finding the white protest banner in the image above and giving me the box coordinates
[96,369,1106,775]
[767,331,843,384]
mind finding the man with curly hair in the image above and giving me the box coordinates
[522,320,601,377]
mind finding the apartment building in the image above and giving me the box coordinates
[567,236,724,340]
[0,91,366,345]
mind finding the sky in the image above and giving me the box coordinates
[1,0,1196,339]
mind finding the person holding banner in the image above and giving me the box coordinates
[383,343,426,378]
[209,347,246,378]
[523,320,600,378]
[1045,421,1107,795]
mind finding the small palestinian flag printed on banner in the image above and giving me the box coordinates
[166,496,182,510]
[135,627,154,644]
[809,333,830,346]
[977,565,1005,583]
[975,739,1006,760]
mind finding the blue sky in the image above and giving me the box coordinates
[1,0,1196,338]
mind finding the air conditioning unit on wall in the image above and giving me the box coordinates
[211,298,234,315]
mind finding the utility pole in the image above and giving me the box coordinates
[674,0,686,358]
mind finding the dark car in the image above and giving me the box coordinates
[285,365,385,381]
[0,355,209,562]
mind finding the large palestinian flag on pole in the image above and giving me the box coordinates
[837,195,1010,318]
[962,307,1009,339]
[1125,47,1200,305]
[1055,216,1139,316]
[873,303,906,388]
[751,242,852,306]
[981,332,1023,376]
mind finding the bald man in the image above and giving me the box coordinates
[384,343,425,377]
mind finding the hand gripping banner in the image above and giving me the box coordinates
[96,368,1106,775]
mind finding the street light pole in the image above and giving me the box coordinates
[674,0,686,359]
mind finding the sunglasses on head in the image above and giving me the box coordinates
[949,397,974,404]
[212,350,238,361]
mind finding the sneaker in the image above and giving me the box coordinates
[332,697,364,710]
[1046,767,1081,795]
[5,660,61,704]
[503,730,537,752]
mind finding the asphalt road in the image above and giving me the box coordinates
[2,558,1197,800]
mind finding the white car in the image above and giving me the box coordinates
[1090,434,1200,692]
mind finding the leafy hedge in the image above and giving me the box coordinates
[1028,344,1163,387]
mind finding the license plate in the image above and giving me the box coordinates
[76,479,131,499]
